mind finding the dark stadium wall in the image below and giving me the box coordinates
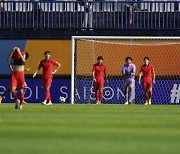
[0,29,179,39]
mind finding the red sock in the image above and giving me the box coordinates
[45,90,50,100]
[20,92,24,105]
[149,91,152,99]
[99,92,103,101]
[95,92,99,101]
[144,92,148,101]
[12,91,18,100]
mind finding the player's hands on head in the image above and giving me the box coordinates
[16,47,20,53]
[12,47,16,52]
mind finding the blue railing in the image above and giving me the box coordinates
[0,1,179,30]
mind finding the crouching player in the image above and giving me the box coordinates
[92,56,108,104]
[7,46,27,110]
[122,57,136,105]
[139,57,155,105]
[33,51,61,105]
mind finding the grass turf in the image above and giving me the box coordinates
[0,104,180,154]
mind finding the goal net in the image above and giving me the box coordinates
[71,37,180,104]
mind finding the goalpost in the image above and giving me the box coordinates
[71,36,180,105]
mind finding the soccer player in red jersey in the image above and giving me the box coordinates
[7,46,27,110]
[92,56,108,104]
[0,60,30,105]
[139,57,155,105]
[33,51,61,105]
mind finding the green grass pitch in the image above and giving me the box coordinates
[0,104,180,154]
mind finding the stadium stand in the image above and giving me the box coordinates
[0,0,179,37]
[0,0,179,28]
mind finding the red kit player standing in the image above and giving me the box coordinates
[139,57,155,105]
[33,51,61,105]
[92,56,108,104]
[7,46,27,110]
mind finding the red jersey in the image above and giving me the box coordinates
[92,63,106,82]
[12,51,26,61]
[140,64,154,82]
[38,59,59,77]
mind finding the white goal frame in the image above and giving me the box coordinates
[71,36,180,104]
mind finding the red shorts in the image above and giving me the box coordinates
[142,81,153,90]
[93,81,104,91]
[42,76,52,88]
[11,72,25,89]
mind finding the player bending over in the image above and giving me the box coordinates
[33,51,61,105]
[139,57,155,105]
[122,57,136,105]
[92,56,108,104]
[7,46,27,110]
